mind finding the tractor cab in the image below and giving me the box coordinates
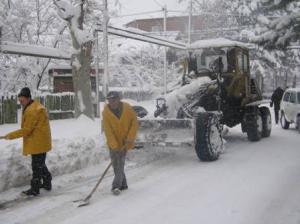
[185,38,262,105]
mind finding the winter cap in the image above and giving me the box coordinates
[18,87,32,98]
[106,91,120,99]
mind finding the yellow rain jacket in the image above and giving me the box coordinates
[102,102,138,151]
[6,101,52,156]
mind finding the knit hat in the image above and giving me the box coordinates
[18,87,32,98]
[106,91,120,99]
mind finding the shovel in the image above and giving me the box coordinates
[73,161,112,207]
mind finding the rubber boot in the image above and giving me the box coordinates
[41,175,52,191]
[22,178,40,196]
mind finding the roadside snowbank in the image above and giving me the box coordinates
[0,115,105,192]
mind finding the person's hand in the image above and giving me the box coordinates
[124,139,134,145]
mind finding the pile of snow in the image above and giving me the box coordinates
[0,115,105,192]
[163,77,212,118]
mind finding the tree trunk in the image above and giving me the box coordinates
[70,0,94,120]
[53,0,94,119]
[72,41,94,119]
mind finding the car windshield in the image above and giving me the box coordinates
[290,92,296,103]
[195,48,229,73]
[283,92,290,102]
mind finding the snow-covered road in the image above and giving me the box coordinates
[1,124,300,224]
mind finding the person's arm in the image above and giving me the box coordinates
[125,107,138,145]
[102,112,119,150]
[5,111,39,140]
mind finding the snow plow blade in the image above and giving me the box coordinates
[136,119,195,147]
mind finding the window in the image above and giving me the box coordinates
[283,92,290,102]
[237,51,243,72]
[194,48,230,73]
[237,50,249,73]
[298,92,300,104]
[151,25,161,32]
[243,54,249,72]
[290,92,296,103]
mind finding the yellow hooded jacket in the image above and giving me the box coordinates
[6,101,52,156]
[102,102,138,150]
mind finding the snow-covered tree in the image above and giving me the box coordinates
[253,0,300,48]
[53,0,95,119]
[106,38,182,92]
[0,0,66,92]
[233,0,300,90]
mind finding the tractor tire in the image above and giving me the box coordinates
[259,107,272,138]
[194,113,223,161]
[245,108,263,142]
[280,112,290,129]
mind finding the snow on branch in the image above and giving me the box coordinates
[254,12,300,48]
[53,0,92,46]
[53,0,76,20]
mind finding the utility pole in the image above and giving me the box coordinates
[94,31,100,117]
[163,5,167,96]
[0,26,2,48]
[103,0,109,98]
[188,0,192,45]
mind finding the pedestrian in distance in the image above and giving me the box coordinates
[270,86,284,124]
[102,91,138,196]
[0,87,52,196]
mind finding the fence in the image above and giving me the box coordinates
[0,89,155,124]
[37,93,75,120]
[0,95,18,125]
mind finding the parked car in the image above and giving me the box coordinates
[280,88,300,132]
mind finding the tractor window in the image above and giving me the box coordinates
[237,51,243,72]
[290,92,296,103]
[283,92,290,102]
[237,50,249,73]
[227,49,235,72]
[243,54,249,72]
[298,92,300,104]
[196,48,228,73]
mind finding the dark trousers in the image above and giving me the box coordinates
[274,108,279,124]
[109,150,127,190]
[31,153,52,188]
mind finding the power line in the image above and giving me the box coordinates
[153,0,164,8]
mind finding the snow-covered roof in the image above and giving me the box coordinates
[189,38,250,50]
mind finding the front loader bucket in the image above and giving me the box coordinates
[136,118,195,147]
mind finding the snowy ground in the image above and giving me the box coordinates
[1,109,300,224]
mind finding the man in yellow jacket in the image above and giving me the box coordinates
[0,87,52,196]
[102,91,138,195]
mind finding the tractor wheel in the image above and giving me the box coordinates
[259,107,272,138]
[280,112,290,129]
[194,113,223,161]
[246,108,263,142]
